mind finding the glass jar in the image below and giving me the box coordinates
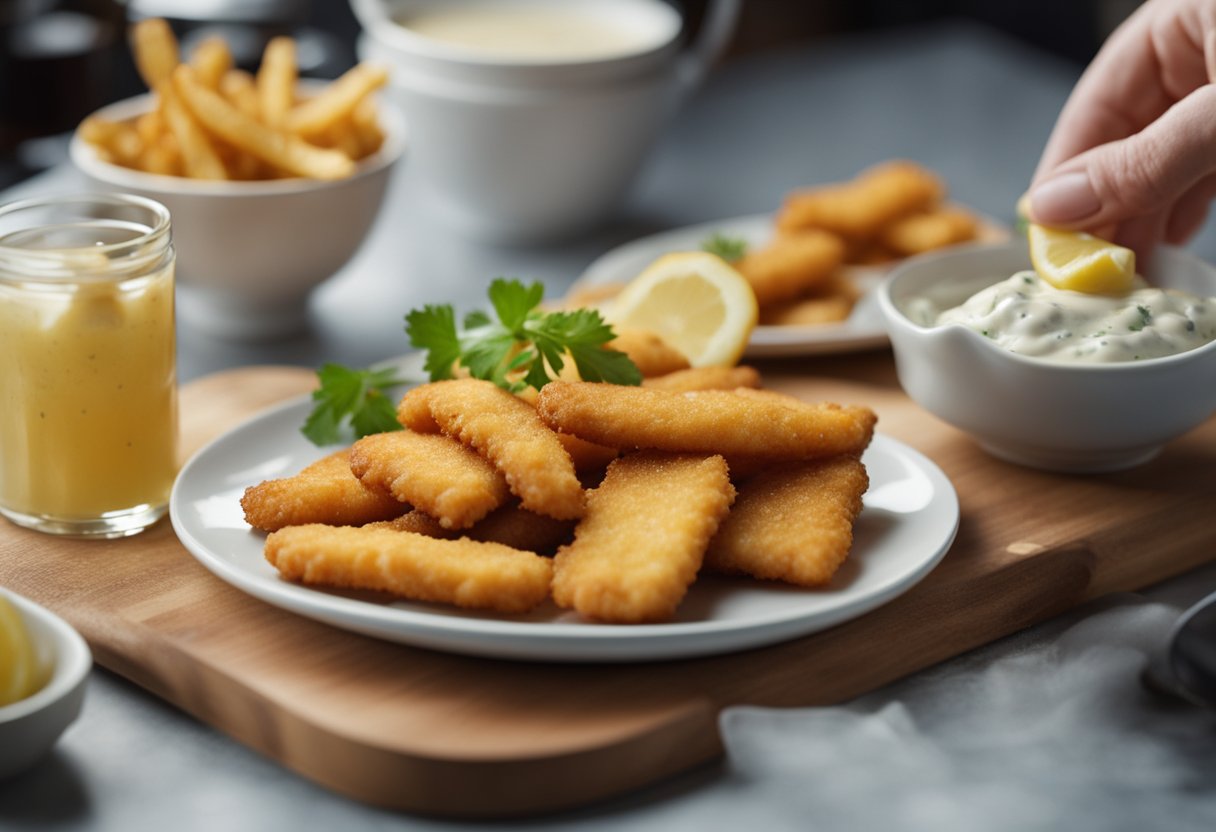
[0,194,178,538]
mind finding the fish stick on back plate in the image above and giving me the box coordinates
[776,161,943,240]
[553,452,735,623]
[266,525,553,614]
[878,207,979,257]
[734,229,845,306]
[537,382,876,460]
[419,379,585,520]
[350,431,509,529]
[606,327,691,377]
[642,365,761,393]
[241,450,407,532]
[706,456,869,586]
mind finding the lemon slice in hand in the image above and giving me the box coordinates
[607,252,759,367]
[1027,223,1136,295]
[0,595,41,707]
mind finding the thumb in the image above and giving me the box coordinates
[1028,84,1216,229]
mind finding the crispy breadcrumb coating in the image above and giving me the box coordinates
[552,452,734,623]
[241,450,405,532]
[266,524,553,613]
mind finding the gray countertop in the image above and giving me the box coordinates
[3,20,1215,831]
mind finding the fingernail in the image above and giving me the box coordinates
[1029,172,1100,224]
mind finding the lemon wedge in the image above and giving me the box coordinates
[1027,223,1136,295]
[0,595,41,707]
[607,252,758,367]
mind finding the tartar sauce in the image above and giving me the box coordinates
[930,271,1216,362]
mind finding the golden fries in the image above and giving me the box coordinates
[173,66,356,180]
[130,18,179,89]
[83,20,387,182]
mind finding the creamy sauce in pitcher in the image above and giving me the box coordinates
[400,2,671,62]
[930,270,1216,362]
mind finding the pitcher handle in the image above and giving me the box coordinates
[676,0,741,95]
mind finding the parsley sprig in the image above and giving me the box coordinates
[407,278,642,392]
[701,232,748,262]
[301,363,408,445]
[300,279,641,446]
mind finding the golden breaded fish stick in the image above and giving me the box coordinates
[557,432,619,473]
[350,431,509,529]
[706,456,869,586]
[735,230,845,305]
[395,384,441,432]
[759,295,854,326]
[643,365,762,393]
[241,450,406,532]
[266,525,553,614]
[606,327,690,377]
[537,382,876,460]
[420,379,585,520]
[368,503,575,555]
[552,452,735,622]
[878,208,978,256]
[776,161,944,239]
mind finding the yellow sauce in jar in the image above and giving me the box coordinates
[0,202,178,535]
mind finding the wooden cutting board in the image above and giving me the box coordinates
[2,357,1213,818]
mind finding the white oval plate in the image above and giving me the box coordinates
[170,361,958,663]
[576,211,1008,357]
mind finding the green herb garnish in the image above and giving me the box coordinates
[1128,305,1152,332]
[701,232,748,262]
[301,363,409,446]
[300,280,642,446]
[406,278,642,393]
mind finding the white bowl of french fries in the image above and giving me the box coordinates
[69,21,405,340]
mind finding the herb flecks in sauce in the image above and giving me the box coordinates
[932,270,1216,363]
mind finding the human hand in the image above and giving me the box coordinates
[1028,0,1216,259]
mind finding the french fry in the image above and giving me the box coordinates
[257,36,297,128]
[78,116,143,168]
[141,137,182,177]
[286,63,389,137]
[133,111,163,146]
[220,69,260,120]
[173,65,355,180]
[190,36,233,90]
[158,81,228,180]
[350,96,384,157]
[130,18,179,88]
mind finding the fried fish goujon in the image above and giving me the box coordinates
[365,502,575,556]
[552,452,735,623]
[350,431,508,529]
[734,229,845,306]
[537,382,876,460]
[399,379,585,520]
[241,450,405,532]
[266,524,553,614]
[706,456,869,586]
[776,160,943,240]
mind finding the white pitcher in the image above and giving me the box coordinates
[351,0,741,243]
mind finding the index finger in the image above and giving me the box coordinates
[1034,3,1207,181]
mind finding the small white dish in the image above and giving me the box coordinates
[169,355,959,663]
[0,588,91,779]
[878,240,1216,472]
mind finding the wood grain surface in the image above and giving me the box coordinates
[1,355,1213,817]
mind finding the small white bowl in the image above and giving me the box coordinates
[0,588,91,779]
[878,240,1216,472]
[69,91,406,340]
